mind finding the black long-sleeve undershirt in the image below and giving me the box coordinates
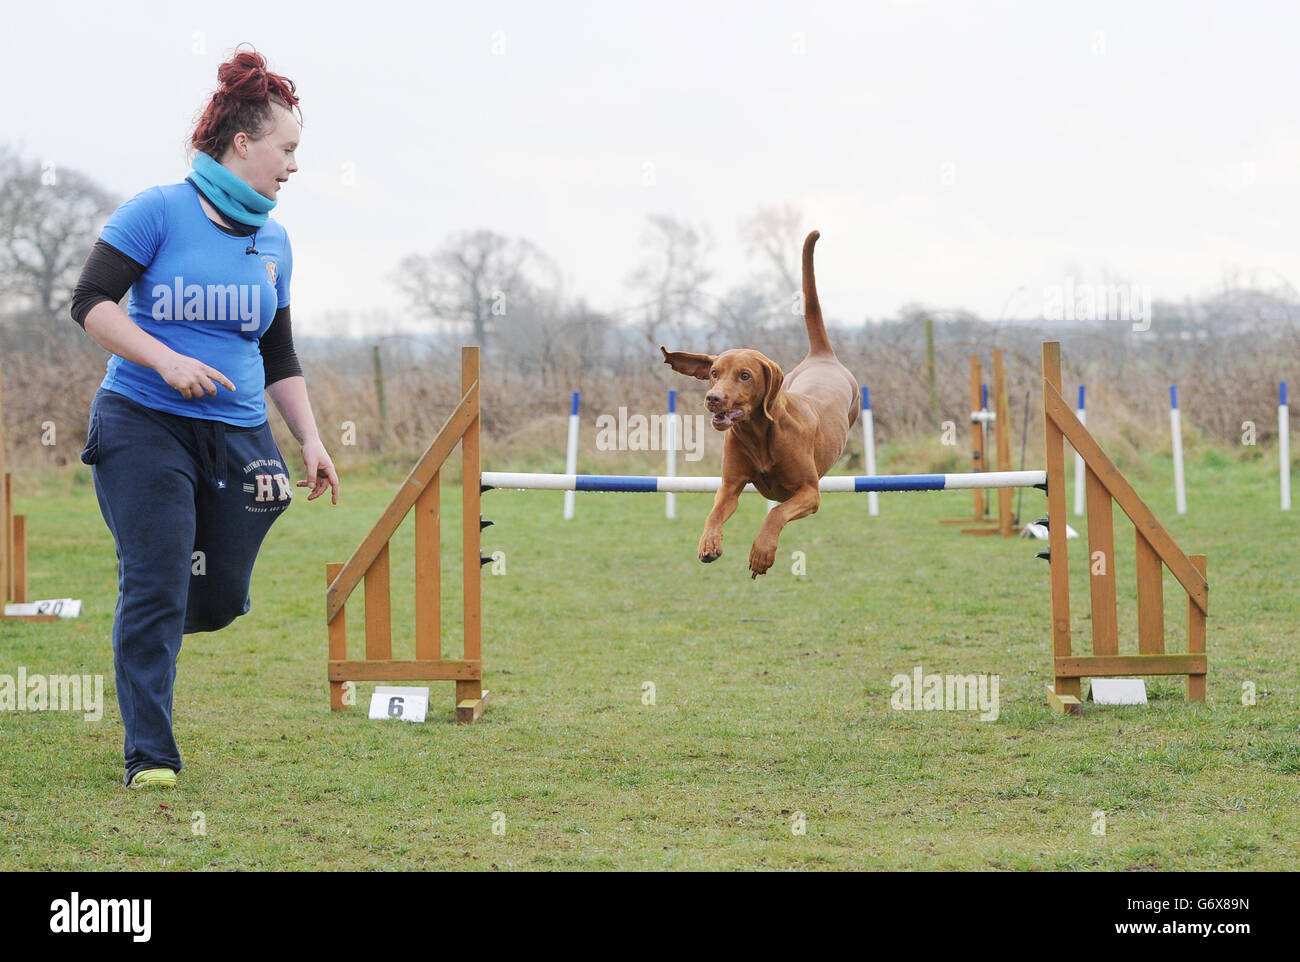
[70,238,304,387]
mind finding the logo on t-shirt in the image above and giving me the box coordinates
[264,259,277,285]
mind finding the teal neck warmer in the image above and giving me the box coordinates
[189,151,276,228]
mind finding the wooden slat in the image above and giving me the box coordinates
[11,515,26,605]
[1054,654,1207,677]
[969,355,985,520]
[993,350,1013,537]
[460,347,483,706]
[1135,530,1165,654]
[326,380,479,621]
[364,542,392,661]
[1188,554,1207,701]
[457,692,490,724]
[1042,343,1077,701]
[326,562,347,710]
[1043,382,1207,613]
[414,470,441,661]
[2,473,11,604]
[1086,466,1118,656]
[1045,684,1082,716]
[328,659,482,682]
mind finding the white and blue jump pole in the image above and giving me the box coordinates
[1073,385,1086,517]
[482,470,1047,494]
[861,385,879,517]
[1170,385,1186,515]
[563,391,580,520]
[665,389,678,520]
[1281,381,1290,512]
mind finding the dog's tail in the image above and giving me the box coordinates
[801,230,835,357]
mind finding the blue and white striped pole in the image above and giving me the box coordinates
[1170,385,1186,515]
[1280,381,1290,511]
[666,389,678,520]
[1073,385,1086,517]
[482,470,1047,493]
[563,391,580,520]
[861,385,879,517]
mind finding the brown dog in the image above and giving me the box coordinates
[661,230,859,578]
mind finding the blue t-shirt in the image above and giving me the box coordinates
[98,181,292,426]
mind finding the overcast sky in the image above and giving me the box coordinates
[4,0,1297,336]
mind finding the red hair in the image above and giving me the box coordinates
[191,45,301,159]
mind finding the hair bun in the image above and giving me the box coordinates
[191,47,300,157]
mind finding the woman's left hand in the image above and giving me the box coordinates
[297,437,340,504]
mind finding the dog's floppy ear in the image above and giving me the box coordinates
[660,347,715,380]
[761,358,785,421]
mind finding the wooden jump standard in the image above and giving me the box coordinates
[1041,342,1207,714]
[324,342,1207,720]
[325,347,488,722]
[0,363,54,623]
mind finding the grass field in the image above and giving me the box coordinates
[1,446,1297,872]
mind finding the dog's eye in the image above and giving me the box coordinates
[710,370,718,378]
[740,371,751,380]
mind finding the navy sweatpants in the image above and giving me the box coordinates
[82,388,292,784]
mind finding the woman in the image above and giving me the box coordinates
[70,47,338,788]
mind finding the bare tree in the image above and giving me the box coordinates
[0,147,118,322]
[625,214,714,347]
[394,229,557,349]
[740,203,803,299]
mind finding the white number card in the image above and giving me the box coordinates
[368,686,430,723]
[4,599,82,618]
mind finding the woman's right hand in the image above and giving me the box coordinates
[157,351,237,400]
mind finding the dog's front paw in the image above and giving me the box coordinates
[749,538,777,579]
[699,529,723,563]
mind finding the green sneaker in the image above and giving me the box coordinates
[128,768,177,789]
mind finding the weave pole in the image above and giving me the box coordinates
[1280,382,1290,512]
[563,391,579,520]
[1073,385,1086,517]
[861,386,879,517]
[666,389,677,520]
[1170,385,1187,515]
